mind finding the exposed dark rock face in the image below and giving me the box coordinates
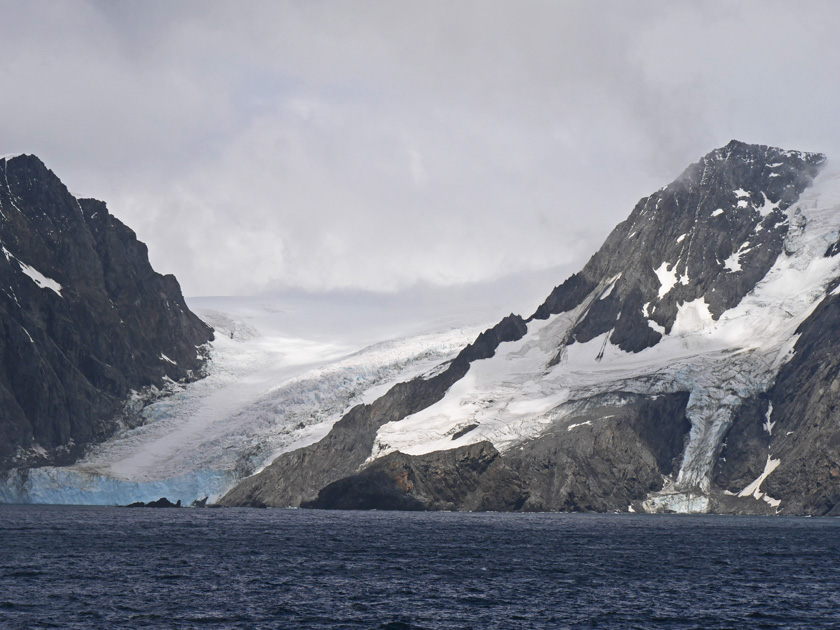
[0,155,213,471]
[508,393,691,512]
[714,395,771,493]
[303,441,528,511]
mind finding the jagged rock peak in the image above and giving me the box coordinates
[530,141,826,354]
[0,153,213,471]
[703,139,824,167]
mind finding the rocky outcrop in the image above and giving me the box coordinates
[125,497,182,508]
[0,154,213,471]
[303,393,690,512]
[508,393,691,512]
[303,441,528,511]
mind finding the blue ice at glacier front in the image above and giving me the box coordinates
[0,468,235,505]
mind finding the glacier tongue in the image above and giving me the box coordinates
[0,468,234,506]
[0,294,487,505]
[673,353,776,493]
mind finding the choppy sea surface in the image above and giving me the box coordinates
[2,506,839,629]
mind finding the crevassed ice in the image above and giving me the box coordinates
[0,467,234,505]
[6,305,481,504]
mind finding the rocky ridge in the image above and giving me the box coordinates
[0,154,213,472]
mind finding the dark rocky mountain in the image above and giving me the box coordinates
[0,154,213,472]
[221,141,840,515]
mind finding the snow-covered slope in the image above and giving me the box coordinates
[0,293,493,504]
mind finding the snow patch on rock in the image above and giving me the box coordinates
[654,262,678,299]
[738,454,781,502]
[2,247,63,296]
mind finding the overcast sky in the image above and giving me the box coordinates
[2,1,839,301]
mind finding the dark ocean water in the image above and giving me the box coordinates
[1,507,839,629]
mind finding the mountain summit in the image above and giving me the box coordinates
[531,140,825,349]
[223,141,840,515]
[0,155,213,472]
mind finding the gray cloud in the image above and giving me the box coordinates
[2,1,839,298]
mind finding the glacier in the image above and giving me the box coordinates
[0,467,234,506]
[0,291,500,504]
